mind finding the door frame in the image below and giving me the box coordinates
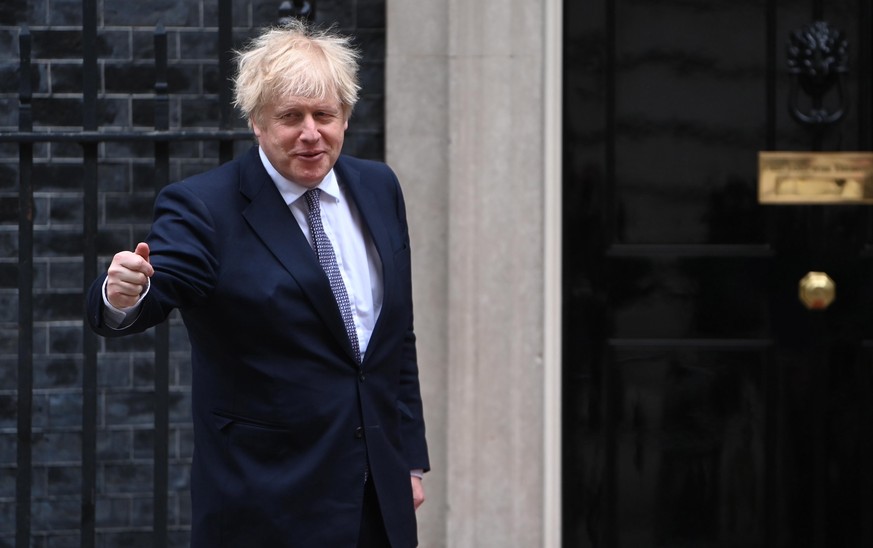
[544,0,563,546]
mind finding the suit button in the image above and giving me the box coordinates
[359,373,366,382]
[355,427,364,439]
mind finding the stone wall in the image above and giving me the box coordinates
[0,1,385,545]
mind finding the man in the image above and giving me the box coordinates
[86,20,429,548]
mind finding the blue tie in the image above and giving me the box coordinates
[304,189,362,364]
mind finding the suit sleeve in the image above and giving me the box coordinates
[392,175,431,473]
[86,182,219,337]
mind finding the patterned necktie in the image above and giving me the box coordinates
[304,188,362,364]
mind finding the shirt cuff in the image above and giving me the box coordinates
[410,469,424,479]
[101,277,150,329]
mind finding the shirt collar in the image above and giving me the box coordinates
[258,146,340,206]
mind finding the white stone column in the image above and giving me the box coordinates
[386,0,562,546]
[385,1,450,546]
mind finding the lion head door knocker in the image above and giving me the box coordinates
[278,0,314,23]
[787,21,849,129]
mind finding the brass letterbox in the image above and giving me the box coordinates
[759,152,873,204]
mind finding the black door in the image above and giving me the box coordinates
[563,1,873,546]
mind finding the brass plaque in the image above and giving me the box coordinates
[759,151,873,204]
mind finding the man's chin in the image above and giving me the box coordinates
[290,168,329,187]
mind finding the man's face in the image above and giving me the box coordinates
[252,96,348,188]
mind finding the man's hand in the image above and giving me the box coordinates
[411,476,425,510]
[106,242,154,309]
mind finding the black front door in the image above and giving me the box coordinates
[563,1,873,546]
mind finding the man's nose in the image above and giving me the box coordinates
[300,116,319,140]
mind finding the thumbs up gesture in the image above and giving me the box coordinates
[106,242,155,309]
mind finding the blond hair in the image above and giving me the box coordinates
[233,20,361,125]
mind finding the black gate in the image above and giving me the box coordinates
[0,1,374,546]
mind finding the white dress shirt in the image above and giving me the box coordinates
[258,147,383,358]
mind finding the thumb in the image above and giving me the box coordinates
[134,242,150,263]
[134,242,153,277]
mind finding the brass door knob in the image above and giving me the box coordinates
[799,271,835,310]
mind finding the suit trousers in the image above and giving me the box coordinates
[357,478,391,548]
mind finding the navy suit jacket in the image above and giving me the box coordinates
[86,146,429,547]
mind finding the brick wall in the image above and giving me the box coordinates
[0,1,386,545]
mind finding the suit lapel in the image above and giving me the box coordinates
[334,157,396,364]
[238,148,359,364]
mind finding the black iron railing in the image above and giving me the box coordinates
[5,0,318,546]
